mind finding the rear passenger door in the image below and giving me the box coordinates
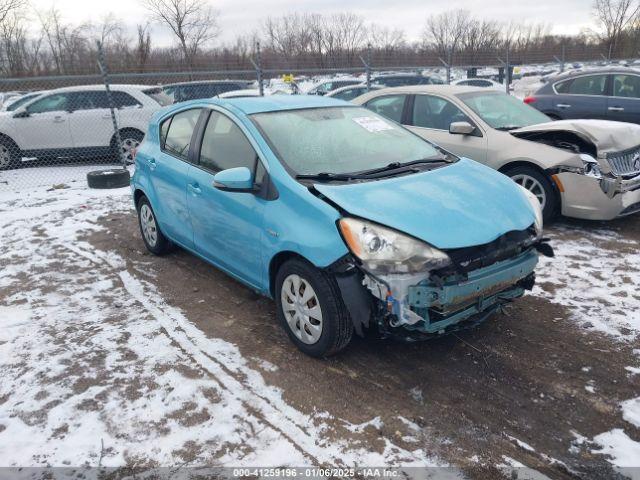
[607,74,640,124]
[187,109,266,288]
[553,74,608,119]
[68,91,113,149]
[151,108,202,249]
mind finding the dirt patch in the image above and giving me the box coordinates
[80,210,640,479]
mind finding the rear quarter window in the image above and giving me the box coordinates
[161,108,202,160]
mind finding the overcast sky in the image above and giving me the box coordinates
[29,0,597,46]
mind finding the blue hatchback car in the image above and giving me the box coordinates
[131,95,552,357]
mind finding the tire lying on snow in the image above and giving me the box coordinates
[87,169,131,189]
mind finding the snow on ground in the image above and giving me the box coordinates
[0,170,455,472]
[534,226,640,341]
[533,224,640,473]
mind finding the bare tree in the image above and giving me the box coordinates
[593,0,640,57]
[0,0,25,26]
[422,10,471,63]
[136,23,152,72]
[141,0,219,68]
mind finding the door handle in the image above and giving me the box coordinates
[148,158,157,170]
[188,183,202,195]
[556,104,571,109]
[102,114,112,119]
[53,116,65,123]
[608,106,625,112]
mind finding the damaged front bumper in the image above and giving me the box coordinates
[554,171,640,220]
[335,248,539,340]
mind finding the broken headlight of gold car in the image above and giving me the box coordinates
[338,217,451,274]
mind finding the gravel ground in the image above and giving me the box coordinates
[0,178,639,479]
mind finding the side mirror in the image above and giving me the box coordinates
[449,121,476,135]
[13,109,29,118]
[213,167,255,192]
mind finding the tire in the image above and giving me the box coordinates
[87,169,131,189]
[136,195,171,255]
[0,137,20,171]
[503,165,558,222]
[275,258,353,357]
[112,129,144,164]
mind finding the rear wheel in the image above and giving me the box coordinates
[0,138,20,171]
[275,258,353,357]
[136,196,171,255]
[504,165,558,222]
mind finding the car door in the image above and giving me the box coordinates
[17,93,74,151]
[552,74,608,119]
[405,94,488,163]
[607,73,640,124]
[150,108,202,249]
[67,91,114,149]
[187,109,266,288]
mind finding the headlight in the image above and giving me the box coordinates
[338,217,451,274]
[518,185,543,238]
[579,154,602,179]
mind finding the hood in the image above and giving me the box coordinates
[511,120,640,154]
[314,158,536,250]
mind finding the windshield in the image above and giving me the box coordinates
[4,93,40,111]
[251,107,444,176]
[458,92,550,130]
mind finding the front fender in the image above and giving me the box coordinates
[261,181,349,293]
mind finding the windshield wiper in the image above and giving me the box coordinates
[295,172,371,182]
[296,157,448,183]
[495,125,522,131]
[354,157,448,177]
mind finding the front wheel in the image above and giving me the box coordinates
[504,165,558,222]
[275,259,353,357]
[0,138,20,171]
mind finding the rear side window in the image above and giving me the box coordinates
[162,108,202,159]
[566,75,607,96]
[412,95,471,130]
[143,87,172,106]
[199,111,256,172]
[554,79,571,93]
[613,74,640,98]
[365,95,406,123]
[112,91,142,108]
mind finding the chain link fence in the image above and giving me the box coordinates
[0,44,638,192]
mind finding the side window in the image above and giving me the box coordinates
[27,94,70,114]
[554,79,572,94]
[160,117,171,148]
[412,95,471,130]
[162,108,202,159]
[70,91,109,111]
[613,75,640,98]
[365,95,406,123]
[199,111,257,173]
[112,91,142,108]
[567,75,607,96]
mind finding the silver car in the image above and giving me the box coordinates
[354,86,640,221]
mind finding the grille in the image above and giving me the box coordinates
[607,145,640,177]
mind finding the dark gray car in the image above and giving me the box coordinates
[525,68,640,124]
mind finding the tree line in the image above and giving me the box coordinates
[0,0,638,78]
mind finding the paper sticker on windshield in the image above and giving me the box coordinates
[352,116,395,133]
